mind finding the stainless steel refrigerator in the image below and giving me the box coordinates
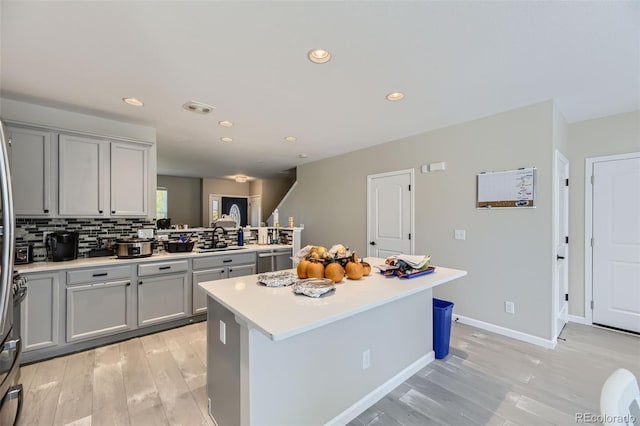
[0,121,24,425]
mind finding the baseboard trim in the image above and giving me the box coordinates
[325,351,435,426]
[568,315,586,324]
[454,314,556,349]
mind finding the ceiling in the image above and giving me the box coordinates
[1,1,638,180]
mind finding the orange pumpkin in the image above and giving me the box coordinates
[306,261,325,279]
[345,261,364,280]
[297,260,311,278]
[325,262,345,283]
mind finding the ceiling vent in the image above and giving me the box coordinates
[183,101,215,114]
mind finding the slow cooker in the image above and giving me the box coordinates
[115,238,154,258]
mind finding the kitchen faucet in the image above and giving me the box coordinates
[212,226,227,248]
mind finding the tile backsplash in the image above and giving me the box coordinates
[16,218,294,261]
[16,217,155,261]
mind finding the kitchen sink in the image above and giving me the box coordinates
[197,246,248,253]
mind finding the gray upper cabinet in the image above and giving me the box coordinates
[58,134,107,216]
[110,141,149,216]
[7,126,52,216]
[21,272,60,352]
[58,134,150,217]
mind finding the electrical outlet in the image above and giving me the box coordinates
[454,229,466,240]
[362,349,371,370]
[505,301,515,314]
[219,320,226,344]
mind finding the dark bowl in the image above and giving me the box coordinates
[165,240,196,253]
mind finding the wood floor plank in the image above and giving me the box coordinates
[19,362,38,393]
[120,338,170,426]
[19,356,67,426]
[19,320,639,426]
[91,343,130,426]
[52,350,95,426]
[140,332,209,426]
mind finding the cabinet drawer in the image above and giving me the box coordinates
[138,260,189,276]
[67,265,131,285]
[193,252,256,270]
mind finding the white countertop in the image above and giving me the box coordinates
[198,258,467,342]
[15,244,293,273]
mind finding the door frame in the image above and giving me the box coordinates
[584,151,640,325]
[366,168,415,258]
[552,150,569,340]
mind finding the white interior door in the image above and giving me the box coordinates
[367,169,414,258]
[592,155,640,333]
[554,151,569,338]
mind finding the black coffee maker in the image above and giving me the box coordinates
[46,231,79,261]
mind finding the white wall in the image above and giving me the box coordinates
[280,101,556,340]
[567,110,640,317]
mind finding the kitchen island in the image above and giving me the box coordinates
[198,259,467,426]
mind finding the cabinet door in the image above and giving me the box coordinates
[66,280,133,343]
[59,134,107,216]
[228,263,256,278]
[110,141,149,216]
[22,273,59,351]
[8,127,52,216]
[138,274,189,327]
[192,268,226,314]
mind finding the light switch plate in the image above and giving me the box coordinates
[454,229,466,240]
[138,228,154,239]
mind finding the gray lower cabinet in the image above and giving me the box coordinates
[21,272,60,351]
[66,279,133,343]
[138,260,190,327]
[192,253,256,314]
[192,268,226,315]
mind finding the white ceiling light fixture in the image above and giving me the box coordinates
[307,49,331,64]
[219,120,233,127]
[235,175,247,183]
[183,100,215,114]
[122,97,144,107]
[386,92,405,102]
[221,137,233,143]
[298,154,308,158]
[284,136,297,142]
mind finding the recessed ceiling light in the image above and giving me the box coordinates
[386,92,405,102]
[183,101,215,114]
[298,154,308,158]
[219,120,233,127]
[221,137,233,143]
[235,175,247,183]
[284,136,297,142]
[308,49,331,64]
[123,97,144,107]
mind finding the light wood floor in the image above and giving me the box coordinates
[18,321,640,426]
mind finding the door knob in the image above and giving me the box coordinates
[369,241,376,246]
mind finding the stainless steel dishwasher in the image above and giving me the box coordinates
[257,248,293,273]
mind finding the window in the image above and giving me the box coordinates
[156,187,168,219]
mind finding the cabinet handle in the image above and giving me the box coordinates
[44,209,49,213]
[139,281,143,285]
[223,259,232,263]
[92,273,108,277]
[112,211,116,214]
[159,266,171,270]
[126,282,131,286]
[229,269,233,273]
[99,210,103,214]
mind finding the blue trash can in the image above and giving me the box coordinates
[433,298,454,359]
